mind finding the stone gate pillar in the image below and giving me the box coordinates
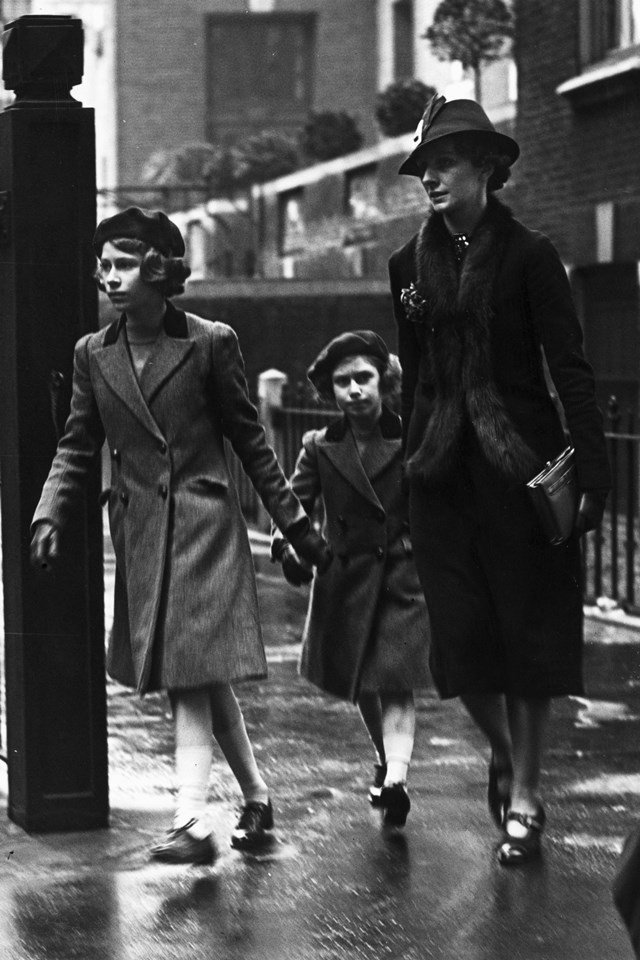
[0,15,108,831]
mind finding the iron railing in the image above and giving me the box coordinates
[582,396,640,614]
[230,386,640,614]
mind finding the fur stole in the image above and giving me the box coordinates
[406,198,540,485]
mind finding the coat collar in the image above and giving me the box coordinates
[406,196,540,486]
[102,299,190,345]
[324,404,402,442]
[95,300,194,440]
[318,405,401,506]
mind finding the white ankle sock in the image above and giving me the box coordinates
[214,719,269,805]
[383,732,414,785]
[173,743,213,837]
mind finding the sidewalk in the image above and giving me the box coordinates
[0,534,639,958]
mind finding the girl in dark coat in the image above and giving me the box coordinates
[30,208,330,864]
[390,97,610,863]
[273,331,431,827]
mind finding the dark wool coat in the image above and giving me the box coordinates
[274,407,430,702]
[33,303,308,694]
[389,198,611,699]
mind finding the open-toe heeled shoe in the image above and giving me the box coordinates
[488,756,512,827]
[497,805,546,866]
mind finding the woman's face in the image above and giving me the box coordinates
[98,240,158,314]
[331,355,383,424]
[420,136,489,221]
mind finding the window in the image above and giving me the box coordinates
[278,190,306,256]
[345,165,380,220]
[580,0,640,65]
[393,0,414,80]
[206,14,315,143]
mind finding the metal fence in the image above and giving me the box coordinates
[230,385,640,613]
[582,397,640,614]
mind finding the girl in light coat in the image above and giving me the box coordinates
[31,207,330,863]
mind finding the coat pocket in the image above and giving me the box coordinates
[188,476,229,493]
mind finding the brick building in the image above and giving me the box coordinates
[3,0,380,203]
[515,0,640,412]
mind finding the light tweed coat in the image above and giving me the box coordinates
[33,303,306,694]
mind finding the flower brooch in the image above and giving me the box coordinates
[400,282,428,323]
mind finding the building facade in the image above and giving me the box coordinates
[6,0,379,209]
[515,0,640,412]
[249,0,517,280]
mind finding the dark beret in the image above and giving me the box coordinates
[93,207,185,257]
[307,330,390,390]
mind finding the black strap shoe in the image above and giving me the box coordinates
[231,799,274,851]
[150,819,216,865]
[498,805,546,866]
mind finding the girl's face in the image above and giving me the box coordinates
[98,240,158,314]
[420,136,489,220]
[331,355,382,424]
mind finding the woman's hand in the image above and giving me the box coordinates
[30,521,60,571]
[575,491,607,536]
[280,546,314,587]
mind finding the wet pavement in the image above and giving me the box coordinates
[1,539,640,958]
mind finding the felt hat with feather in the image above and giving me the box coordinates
[398,95,519,177]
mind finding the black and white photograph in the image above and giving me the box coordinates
[0,1,639,957]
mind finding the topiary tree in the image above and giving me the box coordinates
[423,0,513,102]
[375,79,437,137]
[140,141,238,209]
[231,130,301,188]
[298,111,364,163]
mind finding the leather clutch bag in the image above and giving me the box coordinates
[526,446,578,546]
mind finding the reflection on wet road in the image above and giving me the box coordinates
[1,590,639,957]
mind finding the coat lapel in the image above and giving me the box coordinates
[319,407,401,506]
[138,330,194,405]
[94,304,195,439]
[359,435,401,481]
[319,427,380,506]
[94,324,166,442]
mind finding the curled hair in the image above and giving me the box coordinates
[94,236,191,297]
[449,132,512,192]
[313,352,402,409]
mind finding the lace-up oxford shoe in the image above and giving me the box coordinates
[230,799,274,850]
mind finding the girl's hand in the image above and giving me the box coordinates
[289,527,332,574]
[30,521,60,571]
[281,546,313,587]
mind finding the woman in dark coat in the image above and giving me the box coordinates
[273,331,430,827]
[389,97,610,863]
[30,207,330,864]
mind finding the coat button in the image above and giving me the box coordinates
[375,546,384,560]
[159,483,168,499]
[112,448,120,462]
[158,441,167,454]
[119,491,128,505]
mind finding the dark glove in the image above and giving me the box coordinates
[30,521,60,571]
[288,526,333,575]
[281,546,314,587]
[574,490,607,536]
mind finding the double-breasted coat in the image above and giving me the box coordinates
[274,406,430,702]
[389,198,611,699]
[33,302,308,694]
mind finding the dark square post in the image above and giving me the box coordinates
[0,15,108,831]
